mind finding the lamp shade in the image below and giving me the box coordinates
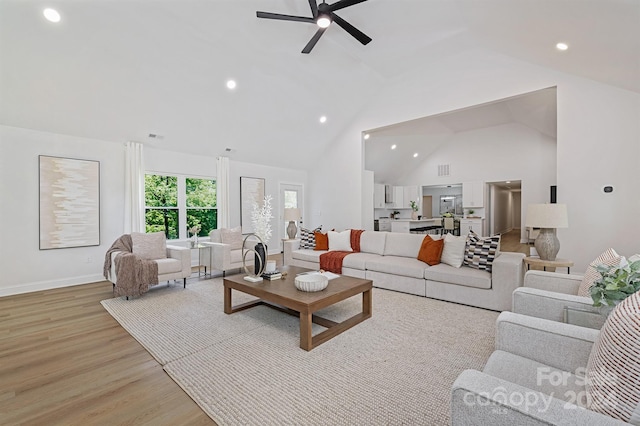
[525,204,568,228]
[284,208,300,222]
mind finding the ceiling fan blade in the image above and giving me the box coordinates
[256,11,315,23]
[302,28,327,54]
[308,0,318,18]
[329,0,368,12]
[332,13,372,45]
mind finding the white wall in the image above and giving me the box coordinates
[309,48,640,272]
[0,125,124,296]
[0,126,307,296]
[512,191,522,230]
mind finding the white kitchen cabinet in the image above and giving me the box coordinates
[393,186,405,208]
[403,185,419,210]
[459,218,484,236]
[463,181,484,208]
[374,184,386,209]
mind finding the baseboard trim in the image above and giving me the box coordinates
[0,274,105,297]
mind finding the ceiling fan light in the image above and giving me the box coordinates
[317,14,331,28]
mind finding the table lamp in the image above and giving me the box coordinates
[284,208,301,239]
[525,203,568,261]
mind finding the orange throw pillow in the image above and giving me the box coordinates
[417,235,444,266]
[314,231,329,251]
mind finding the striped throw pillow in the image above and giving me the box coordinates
[577,248,622,297]
[586,290,640,423]
[300,226,321,249]
[463,230,500,272]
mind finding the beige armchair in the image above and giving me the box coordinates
[513,270,607,329]
[200,227,248,277]
[105,232,191,298]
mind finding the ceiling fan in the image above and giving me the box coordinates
[256,0,372,54]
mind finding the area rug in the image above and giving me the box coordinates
[101,279,499,425]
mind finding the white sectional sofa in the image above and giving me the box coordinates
[284,231,525,311]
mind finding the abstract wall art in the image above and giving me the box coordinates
[39,155,100,249]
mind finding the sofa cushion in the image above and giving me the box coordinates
[314,231,329,250]
[328,230,353,252]
[586,290,640,423]
[342,252,381,270]
[293,249,325,263]
[155,257,182,275]
[365,256,427,279]
[577,248,622,297]
[360,231,387,255]
[463,230,501,272]
[383,233,426,258]
[300,226,321,249]
[131,231,167,260]
[424,263,491,289]
[417,235,444,266]
[440,233,466,268]
[230,248,244,264]
[220,226,243,250]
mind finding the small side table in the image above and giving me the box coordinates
[191,244,211,277]
[523,257,574,274]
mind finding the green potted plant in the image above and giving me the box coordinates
[590,257,640,308]
[409,201,419,220]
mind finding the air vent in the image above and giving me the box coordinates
[437,164,451,177]
[147,133,164,140]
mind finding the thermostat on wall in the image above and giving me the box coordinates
[603,186,614,193]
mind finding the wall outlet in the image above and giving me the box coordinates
[86,256,93,263]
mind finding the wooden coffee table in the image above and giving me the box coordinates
[223,265,372,351]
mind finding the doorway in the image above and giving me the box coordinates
[279,183,304,249]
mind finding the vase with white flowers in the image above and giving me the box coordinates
[251,195,273,274]
[188,224,201,247]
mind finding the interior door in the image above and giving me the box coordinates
[422,196,432,218]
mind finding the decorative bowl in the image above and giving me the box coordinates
[294,274,329,292]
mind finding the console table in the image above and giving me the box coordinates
[523,257,574,274]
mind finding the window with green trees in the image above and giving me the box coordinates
[145,174,217,239]
[186,177,217,237]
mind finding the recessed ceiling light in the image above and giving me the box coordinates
[319,116,327,123]
[413,153,419,158]
[556,42,568,51]
[506,181,511,184]
[226,80,237,90]
[391,144,397,150]
[43,8,61,23]
[363,133,370,140]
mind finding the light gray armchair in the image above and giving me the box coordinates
[451,312,628,425]
[512,270,607,329]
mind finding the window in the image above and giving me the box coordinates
[145,174,217,239]
[145,174,178,239]
[186,178,217,237]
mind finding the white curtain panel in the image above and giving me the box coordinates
[124,141,145,233]
[216,156,230,229]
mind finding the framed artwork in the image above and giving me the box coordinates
[39,155,100,249]
[240,176,265,234]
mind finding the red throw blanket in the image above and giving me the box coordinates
[319,229,364,274]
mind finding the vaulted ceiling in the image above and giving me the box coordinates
[1,0,638,169]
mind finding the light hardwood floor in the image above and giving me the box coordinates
[0,281,216,425]
[1,236,526,424]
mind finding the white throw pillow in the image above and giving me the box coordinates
[440,233,466,268]
[131,231,167,260]
[328,230,353,252]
